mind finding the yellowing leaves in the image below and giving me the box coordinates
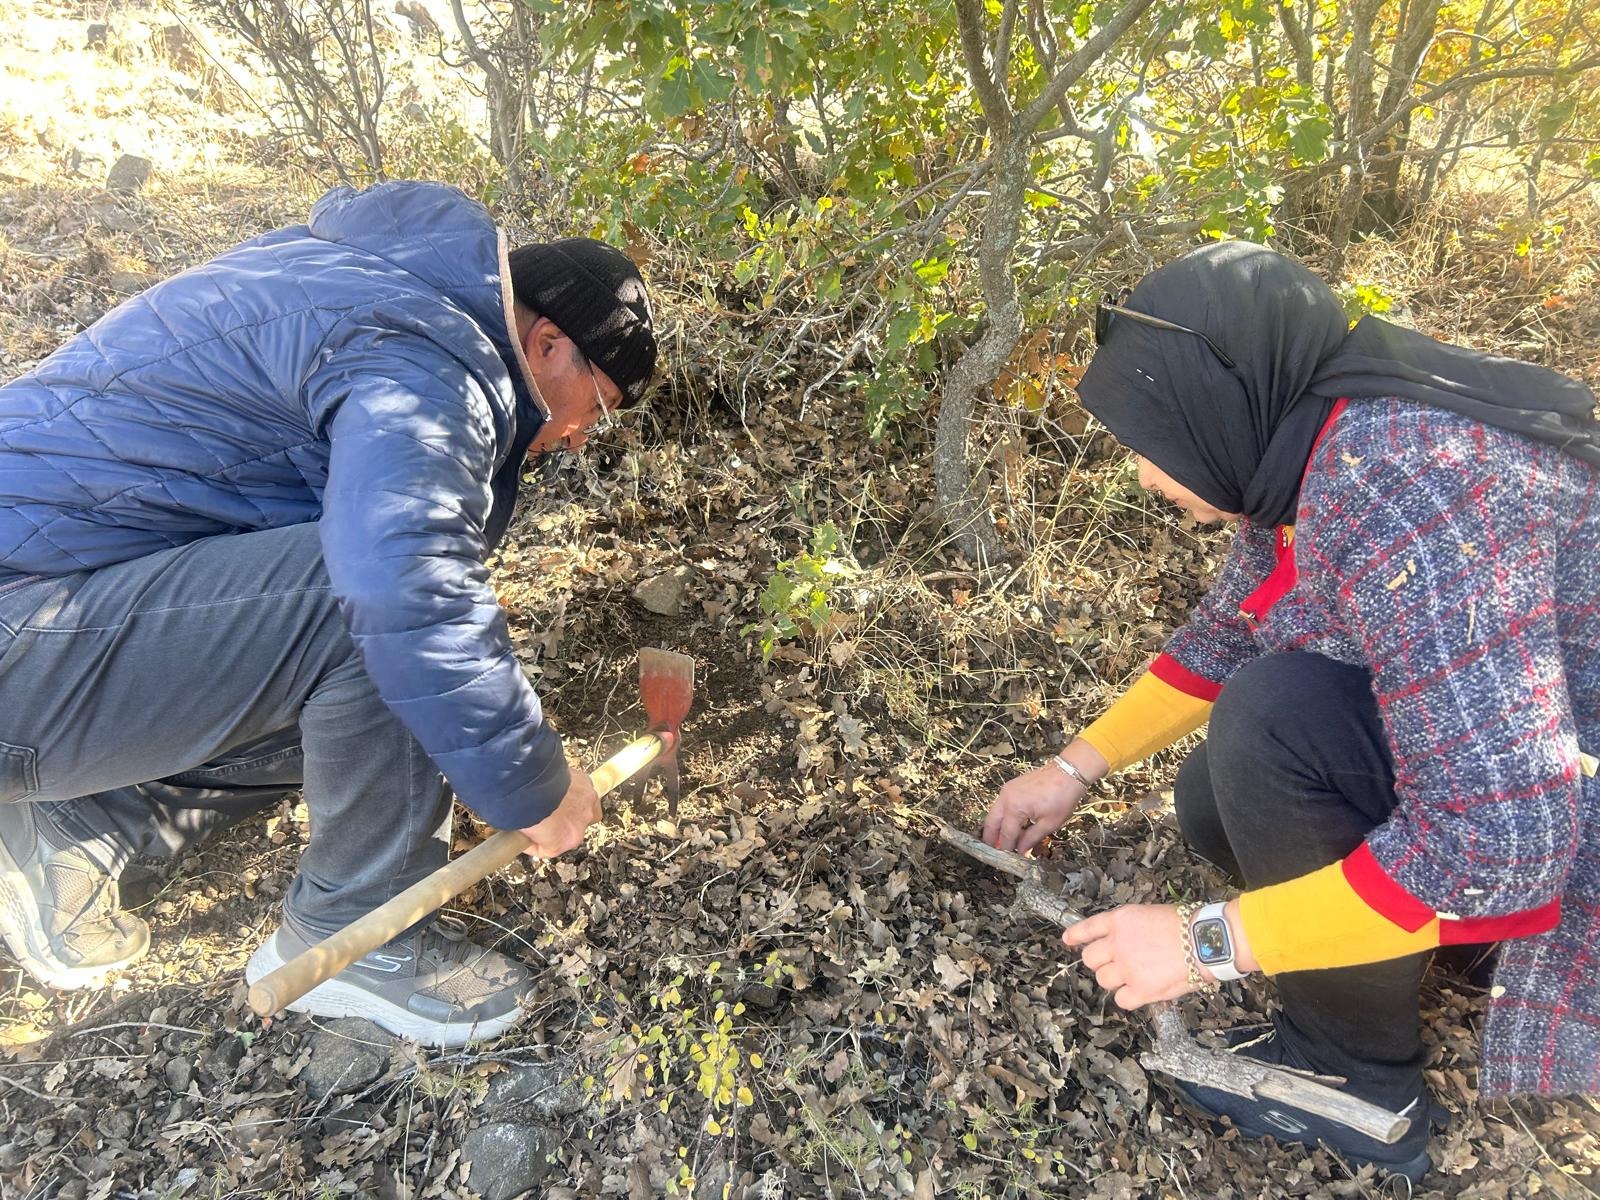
[995,326,1085,417]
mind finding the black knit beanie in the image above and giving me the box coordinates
[507,239,657,406]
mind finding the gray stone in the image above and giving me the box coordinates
[164,1055,194,1093]
[461,1122,556,1200]
[203,1034,245,1082]
[632,566,692,616]
[301,1018,393,1100]
[693,1159,733,1200]
[69,298,104,329]
[486,1062,584,1120]
[95,1106,135,1141]
[85,23,107,48]
[106,154,151,192]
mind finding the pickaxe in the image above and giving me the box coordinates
[247,647,694,1020]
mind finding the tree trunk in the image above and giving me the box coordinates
[935,0,1155,565]
[932,134,1029,568]
[1363,0,1440,228]
[1327,0,1380,275]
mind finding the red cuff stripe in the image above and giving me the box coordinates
[1344,844,1564,942]
[1439,899,1562,945]
[1341,844,1437,932]
[1149,653,1224,702]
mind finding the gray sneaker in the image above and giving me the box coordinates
[0,803,151,988]
[245,917,531,1047]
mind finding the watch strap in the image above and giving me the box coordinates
[1190,900,1248,983]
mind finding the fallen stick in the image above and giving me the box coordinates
[939,824,1410,1145]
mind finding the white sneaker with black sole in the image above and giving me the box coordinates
[0,802,150,989]
[246,916,531,1047]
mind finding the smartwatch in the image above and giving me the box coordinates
[1189,901,1247,983]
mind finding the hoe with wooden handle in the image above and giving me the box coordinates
[248,647,695,1020]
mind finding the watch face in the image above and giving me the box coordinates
[1193,917,1232,964]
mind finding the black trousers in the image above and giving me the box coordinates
[1173,651,1428,1108]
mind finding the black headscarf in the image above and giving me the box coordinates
[1078,242,1600,526]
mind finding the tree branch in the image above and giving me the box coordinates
[994,0,1021,87]
[1017,0,1159,134]
[955,0,1012,135]
[1358,53,1600,150]
[1276,0,1315,90]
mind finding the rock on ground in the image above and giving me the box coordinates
[462,1122,557,1200]
[632,566,692,616]
[299,1018,394,1100]
[486,1061,585,1121]
[105,154,151,192]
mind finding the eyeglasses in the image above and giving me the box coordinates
[581,356,619,436]
[1094,288,1237,370]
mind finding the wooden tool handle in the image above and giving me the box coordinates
[248,732,669,1018]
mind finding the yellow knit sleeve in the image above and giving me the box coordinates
[1238,862,1441,974]
[1078,670,1214,772]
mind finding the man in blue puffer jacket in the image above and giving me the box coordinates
[0,181,656,1045]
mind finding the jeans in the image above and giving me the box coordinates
[1173,651,1429,1109]
[0,522,452,939]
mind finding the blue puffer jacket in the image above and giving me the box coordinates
[0,181,569,829]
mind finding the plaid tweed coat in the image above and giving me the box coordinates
[1163,396,1600,1097]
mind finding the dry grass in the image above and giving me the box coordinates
[1334,165,1600,385]
[0,0,320,371]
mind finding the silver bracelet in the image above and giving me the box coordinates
[1050,754,1097,791]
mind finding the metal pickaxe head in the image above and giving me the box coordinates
[638,647,694,815]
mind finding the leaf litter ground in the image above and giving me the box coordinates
[3,33,1600,1196]
[2,384,1597,1197]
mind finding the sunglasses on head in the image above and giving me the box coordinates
[1093,288,1237,370]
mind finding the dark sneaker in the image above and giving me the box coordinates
[0,803,151,988]
[246,917,531,1047]
[1171,1022,1440,1183]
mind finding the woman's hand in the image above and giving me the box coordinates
[519,769,602,858]
[983,741,1107,854]
[1063,901,1258,1009]
[984,764,1082,854]
[1064,903,1201,1010]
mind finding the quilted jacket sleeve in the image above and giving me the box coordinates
[304,310,570,830]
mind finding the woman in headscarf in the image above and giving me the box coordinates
[983,242,1600,1181]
